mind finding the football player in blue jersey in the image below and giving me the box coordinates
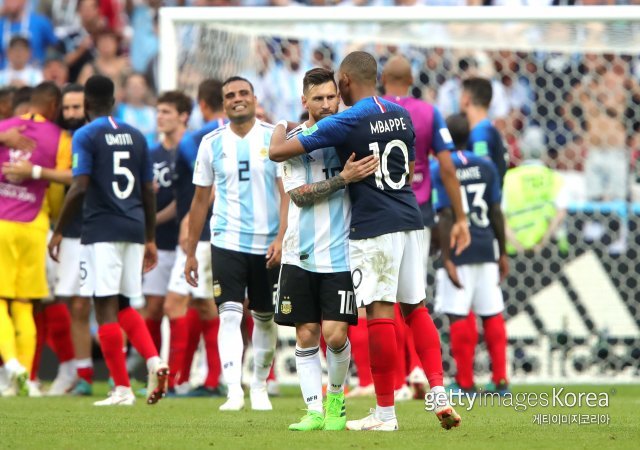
[270,51,469,431]
[142,90,192,366]
[49,75,169,406]
[460,77,509,186]
[275,68,379,431]
[432,112,510,397]
[186,76,287,412]
[164,79,226,396]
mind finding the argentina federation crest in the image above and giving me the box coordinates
[281,296,292,315]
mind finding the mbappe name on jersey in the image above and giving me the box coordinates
[370,117,408,134]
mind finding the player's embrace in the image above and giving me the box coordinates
[270,51,469,431]
[49,76,169,406]
[275,68,378,431]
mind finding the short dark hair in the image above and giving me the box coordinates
[85,75,115,112]
[222,76,254,94]
[462,77,492,109]
[62,83,84,96]
[8,36,30,49]
[12,86,32,111]
[31,81,62,109]
[339,51,377,85]
[445,113,470,151]
[197,79,223,112]
[157,90,193,117]
[302,68,336,94]
[0,87,15,101]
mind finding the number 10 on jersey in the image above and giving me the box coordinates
[368,139,409,190]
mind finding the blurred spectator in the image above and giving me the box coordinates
[11,84,31,114]
[115,72,157,146]
[77,30,129,98]
[0,87,14,119]
[261,39,306,121]
[0,0,58,67]
[42,56,69,87]
[127,0,160,75]
[39,0,80,33]
[56,0,107,82]
[503,126,569,255]
[437,56,509,121]
[0,36,43,86]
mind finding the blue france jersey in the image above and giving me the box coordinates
[468,118,508,187]
[149,143,178,250]
[72,116,153,245]
[174,119,226,242]
[297,97,423,240]
[281,124,350,273]
[431,150,501,265]
[193,120,281,255]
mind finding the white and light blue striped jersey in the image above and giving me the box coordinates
[280,123,350,274]
[193,120,281,255]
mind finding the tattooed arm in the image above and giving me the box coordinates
[289,175,347,208]
[288,153,379,208]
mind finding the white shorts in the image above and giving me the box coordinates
[349,229,425,307]
[80,242,144,298]
[54,238,83,297]
[434,263,504,317]
[142,249,177,297]
[167,242,213,299]
[422,227,431,287]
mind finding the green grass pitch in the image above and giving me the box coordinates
[1,384,639,449]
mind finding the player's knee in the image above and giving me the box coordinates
[163,297,187,319]
[322,326,348,350]
[193,299,216,320]
[296,324,320,347]
[447,314,467,324]
[70,298,91,321]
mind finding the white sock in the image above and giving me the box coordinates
[295,345,323,413]
[218,303,245,398]
[75,358,93,369]
[146,356,162,373]
[431,385,449,408]
[4,358,24,375]
[375,405,396,422]
[326,339,351,394]
[250,311,277,390]
[58,361,75,379]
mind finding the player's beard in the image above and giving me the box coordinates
[63,118,86,131]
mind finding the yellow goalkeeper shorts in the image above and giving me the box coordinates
[0,211,50,300]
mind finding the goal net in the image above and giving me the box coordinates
[159,6,640,385]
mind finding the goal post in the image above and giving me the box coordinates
[158,5,640,93]
[158,6,640,385]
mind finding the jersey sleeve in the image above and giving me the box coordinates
[192,135,214,187]
[280,156,307,193]
[297,113,353,153]
[71,128,93,176]
[486,163,502,205]
[431,107,455,154]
